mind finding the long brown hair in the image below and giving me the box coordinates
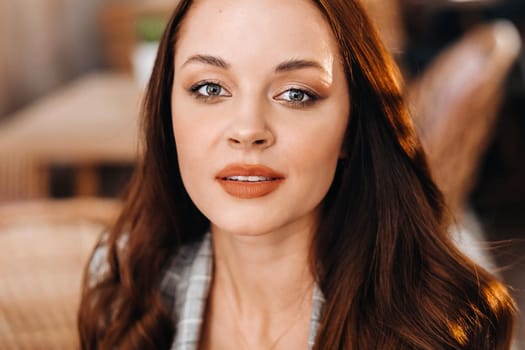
[78,0,516,349]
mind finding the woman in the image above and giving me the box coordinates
[78,0,516,349]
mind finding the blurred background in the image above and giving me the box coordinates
[0,0,523,348]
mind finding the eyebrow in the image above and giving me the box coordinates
[182,55,326,74]
[182,54,231,69]
[274,59,326,73]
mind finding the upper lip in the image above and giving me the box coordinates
[216,164,285,180]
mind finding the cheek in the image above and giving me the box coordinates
[286,113,347,173]
[171,105,212,189]
[173,121,195,173]
[282,113,348,204]
[172,94,222,167]
[172,116,219,221]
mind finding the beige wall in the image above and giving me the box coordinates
[0,0,105,118]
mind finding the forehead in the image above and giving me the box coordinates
[175,0,339,66]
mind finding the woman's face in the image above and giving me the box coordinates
[172,0,349,236]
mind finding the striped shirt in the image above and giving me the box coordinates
[161,232,326,350]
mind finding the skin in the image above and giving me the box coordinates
[171,0,350,348]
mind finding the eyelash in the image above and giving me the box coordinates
[189,80,229,102]
[277,87,320,109]
[188,81,321,108]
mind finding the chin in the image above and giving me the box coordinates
[192,191,319,238]
[210,217,281,237]
[207,206,317,239]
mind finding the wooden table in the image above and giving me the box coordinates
[0,73,142,199]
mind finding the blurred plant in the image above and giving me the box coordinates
[136,15,168,42]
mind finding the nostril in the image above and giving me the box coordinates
[227,135,273,148]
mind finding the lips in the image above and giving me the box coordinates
[215,164,285,199]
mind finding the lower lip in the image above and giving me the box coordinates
[217,179,284,199]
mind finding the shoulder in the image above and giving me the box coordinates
[87,231,203,281]
[159,236,209,315]
[160,238,203,290]
[86,232,123,288]
[86,232,209,313]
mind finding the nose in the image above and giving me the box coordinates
[226,102,275,150]
[227,128,274,149]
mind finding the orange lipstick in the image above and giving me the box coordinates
[216,164,285,199]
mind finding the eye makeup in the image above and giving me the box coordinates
[188,80,232,103]
[273,86,322,109]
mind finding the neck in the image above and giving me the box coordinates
[204,220,316,350]
[211,221,316,317]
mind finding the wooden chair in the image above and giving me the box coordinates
[0,150,48,201]
[0,199,120,349]
[408,20,522,213]
[363,2,521,213]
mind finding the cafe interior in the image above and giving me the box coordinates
[0,0,524,348]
